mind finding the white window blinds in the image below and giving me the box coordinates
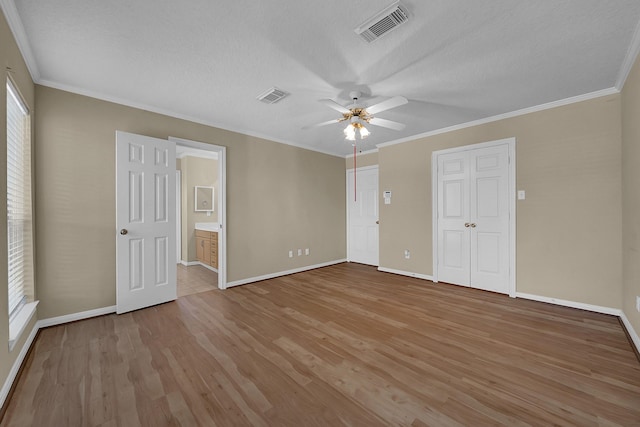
[6,79,34,320]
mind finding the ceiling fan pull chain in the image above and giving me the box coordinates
[354,144,357,202]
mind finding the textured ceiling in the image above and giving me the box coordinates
[4,0,640,156]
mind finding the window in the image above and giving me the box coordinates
[7,78,36,349]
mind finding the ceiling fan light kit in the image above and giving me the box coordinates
[308,90,408,142]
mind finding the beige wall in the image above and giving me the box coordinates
[622,54,640,335]
[0,10,37,399]
[1,3,638,403]
[34,85,346,319]
[181,156,218,262]
[345,150,378,169]
[378,94,622,308]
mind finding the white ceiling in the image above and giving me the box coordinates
[4,0,640,157]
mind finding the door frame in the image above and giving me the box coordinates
[176,170,181,263]
[431,137,516,297]
[169,136,228,290]
[346,165,379,265]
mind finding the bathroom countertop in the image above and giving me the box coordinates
[195,222,219,232]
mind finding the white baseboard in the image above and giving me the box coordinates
[181,260,218,273]
[377,266,434,282]
[226,259,347,288]
[1,322,38,411]
[2,305,117,411]
[37,305,117,329]
[515,292,621,316]
[620,311,640,355]
[198,262,218,273]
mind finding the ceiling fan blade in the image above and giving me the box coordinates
[368,117,406,131]
[366,96,408,115]
[319,98,350,114]
[302,118,342,130]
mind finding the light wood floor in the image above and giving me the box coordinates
[2,263,640,426]
[177,264,217,297]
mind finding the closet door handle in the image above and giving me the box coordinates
[120,229,128,235]
[464,223,470,228]
[470,223,476,228]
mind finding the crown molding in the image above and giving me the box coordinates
[616,16,640,90]
[2,0,634,159]
[377,87,619,150]
[0,0,40,81]
[2,0,341,159]
[37,79,343,158]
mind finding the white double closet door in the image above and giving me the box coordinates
[435,141,513,295]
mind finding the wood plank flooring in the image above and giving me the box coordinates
[177,264,217,297]
[2,263,640,426]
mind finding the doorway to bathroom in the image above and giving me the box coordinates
[172,137,227,296]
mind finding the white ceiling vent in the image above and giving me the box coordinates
[257,87,289,104]
[354,1,409,43]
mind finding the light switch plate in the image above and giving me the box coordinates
[517,190,525,200]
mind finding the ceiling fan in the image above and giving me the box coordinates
[306,91,408,140]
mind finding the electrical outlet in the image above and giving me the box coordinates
[305,248,310,255]
[297,249,302,256]
[288,250,293,258]
[404,249,410,259]
[637,296,640,312]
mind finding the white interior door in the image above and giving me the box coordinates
[470,145,510,293]
[347,166,379,266]
[437,152,471,286]
[435,141,512,295]
[116,131,177,314]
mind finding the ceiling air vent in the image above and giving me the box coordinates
[257,87,289,104]
[354,1,409,43]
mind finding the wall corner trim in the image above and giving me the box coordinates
[226,259,348,288]
[515,293,640,355]
[619,311,640,356]
[377,267,433,282]
[1,305,117,412]
[515,292,620,315]
[38,305,117,329]
[616,17,640,91]
[0,0,40,81]
[0,322,38,413]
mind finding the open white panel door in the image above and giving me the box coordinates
[116,131,177,314]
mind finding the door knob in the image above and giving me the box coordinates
[120,229,128,235]
[464,223,470,228]
[376,220,379,224]
[470,223,477,228]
